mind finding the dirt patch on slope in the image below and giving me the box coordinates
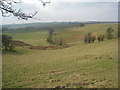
[11,40,70,50]
[29,45,69,50]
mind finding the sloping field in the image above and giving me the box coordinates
[5,31,49,46]
[2,23,118,88]
[56,23,118,43]
[6,23,118,45]
[2,39,118,88]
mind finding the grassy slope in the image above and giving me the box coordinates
[57,23,118,43]
[2,23,118,88]
[5,23,118,45]
[5,31,49,46]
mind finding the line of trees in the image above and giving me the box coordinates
[47,26,117,45]
[84,27,116,44]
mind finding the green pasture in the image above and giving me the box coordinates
[2,23,118,88]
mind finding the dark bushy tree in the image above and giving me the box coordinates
[91,35,96,43]
[114,30,119,38]
[84,32,91,43]
[97,34,105,41]
[118,33,120,38]
[84,32,96,43]
[106,27,114,39]
[2,34,14,51]
[79,23,85,27]
[47,28,54,43]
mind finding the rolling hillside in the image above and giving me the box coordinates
[2,23,118,88]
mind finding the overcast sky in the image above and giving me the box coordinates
[1,0,119,25]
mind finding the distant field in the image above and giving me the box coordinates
[2,23,118,88]
[5,23,118,45]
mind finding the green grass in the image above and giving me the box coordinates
[2,23,118,88]
[56,23,118,43]
[5,31,49,46]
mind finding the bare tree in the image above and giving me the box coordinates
[0,0,50,20]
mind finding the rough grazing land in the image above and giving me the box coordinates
[2,23,118,88]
